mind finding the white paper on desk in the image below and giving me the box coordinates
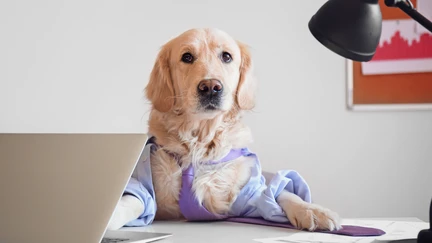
[280,232,372,243]
[374,221,429,241]
[255,232,376,243]
[254,219,429,243]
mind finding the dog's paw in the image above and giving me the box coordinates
[107,195,145,230]
[106,218,125,231]
[283,202,341,231]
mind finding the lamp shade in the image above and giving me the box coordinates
[308,0,382,62]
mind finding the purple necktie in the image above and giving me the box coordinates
[178,149,245,221]
[226,217,386,237]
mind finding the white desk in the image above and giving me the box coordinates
[120,218,425,243]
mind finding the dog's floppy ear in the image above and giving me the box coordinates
[145,43,175,113]
[236,41,257,111]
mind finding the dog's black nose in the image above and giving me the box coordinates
[197,79,223,97]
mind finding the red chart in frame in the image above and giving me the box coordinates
[372,31,432,60]
[361,19,432,75]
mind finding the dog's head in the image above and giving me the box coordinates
[145,28,257,119]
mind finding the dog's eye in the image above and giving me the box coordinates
[221,52,232,63]
[181,53,194,63]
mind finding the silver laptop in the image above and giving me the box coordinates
[0,133,171,243]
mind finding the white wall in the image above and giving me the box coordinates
[1,0,431,221]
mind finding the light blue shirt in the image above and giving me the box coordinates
[122,140,312,227]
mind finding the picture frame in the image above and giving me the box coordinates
[346,0,432,111]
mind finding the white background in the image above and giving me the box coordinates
[1,0,431,221]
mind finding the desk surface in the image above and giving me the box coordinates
[120,217,424,243]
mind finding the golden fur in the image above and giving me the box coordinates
[107,28,341,231]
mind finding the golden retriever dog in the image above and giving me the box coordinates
[107,28,341,232]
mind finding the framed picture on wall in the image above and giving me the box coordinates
[346,0,432,111]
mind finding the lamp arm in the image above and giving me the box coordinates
[384,0,432,33]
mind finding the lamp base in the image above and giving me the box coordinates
[417,197,432,243]
[417,229,432,243]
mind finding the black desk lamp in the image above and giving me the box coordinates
[308,1,432,242]
[308,0,432,62]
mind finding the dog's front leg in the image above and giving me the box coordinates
[106,195,144,230]
[276,190,341,231]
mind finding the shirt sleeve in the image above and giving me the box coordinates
[122,143,157,227]
[228,149,312,223]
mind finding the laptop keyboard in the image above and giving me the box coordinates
[101,237,129,243]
